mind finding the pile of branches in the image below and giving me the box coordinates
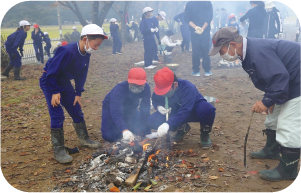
[0,35,9,68]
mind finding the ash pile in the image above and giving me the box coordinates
[53,139,214,192]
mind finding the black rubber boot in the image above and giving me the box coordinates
[73,121,101,148]
[260,146,300,181]
[14,67,26,80]
[1,64,14,78]
[200,124,212,149]
[172,123,191,142]
[249,129,280,159]
[51,128,73,163]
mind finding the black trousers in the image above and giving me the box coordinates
[191,30,211,73]
[165,45,174,52]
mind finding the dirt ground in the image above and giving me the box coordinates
[1,24,300,192]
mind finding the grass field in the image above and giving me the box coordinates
[1,24,111,39]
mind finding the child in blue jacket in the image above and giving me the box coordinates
[43,32,51,58]
[109,18,122,55]
[31,24,45,64]
[39,24,108,164]
[2,20,31,80]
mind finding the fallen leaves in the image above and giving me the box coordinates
[209,175,218,180]
[19,152,29,156]
[218,167,224,172]
[247,171,258,175]
[202,157,210,162]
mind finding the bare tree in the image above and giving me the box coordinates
[58,1,88,26]
[112,1,131,42]
[164,1,186,31]
[92,1,114,27]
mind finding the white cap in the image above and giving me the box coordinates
[80,24,108,39]
[72,26,77,30]
[109,18,117,23]
[143,7,154,14]
[159,11,166,20]
[44,32,48,35]
[57,42,62,46]
[19,20,31,27]
[265,1,275,9]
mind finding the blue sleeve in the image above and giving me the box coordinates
[152,18,160,39]
[41,31,45,41]
[253,49,290,107]
[74,63,89,97]
[12,31,25,54]
[31,31,38,41]
[205,2,213,24]
[240,9,251,22]
[139,84,151,127]
[45,48,74,94]
[174,13,181,23]
[139,20,151,35]
[110,86,128,132]
[167,84,197,127]
[151,92,165,110]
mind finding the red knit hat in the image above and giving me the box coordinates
[154,67,174,95]
[128,68,147,85]
[33,24,39,28]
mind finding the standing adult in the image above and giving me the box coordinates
[240,1,266,38]
[71,26,81,43]
[185,1,213,77]
[151,11,166,62]
[139,7,157,69]
[110,18,123,55]
[263,1,283,39]
[213,9,220,33]
[174,9,191,52]
[209,27,300,182]
[220,8,228,28]
[2,20,30,80]
[39,24,108,163]
[31,24,45,64]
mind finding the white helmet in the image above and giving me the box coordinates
[143,7,154,14]
[265,1,275,9]
[72,26,77,30]
[19,20,31,27]
[81,24,108,39]
[44,32,49,35]
[109,18,117,23]
[159,11,166,20]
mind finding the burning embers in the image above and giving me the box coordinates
[146,150,169,168]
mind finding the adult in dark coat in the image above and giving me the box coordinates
[240,1,266,38]
[209,27,300,182]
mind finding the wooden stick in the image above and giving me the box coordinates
[244,112,254,168]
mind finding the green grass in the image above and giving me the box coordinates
[1,24,111,39]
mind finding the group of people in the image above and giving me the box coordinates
[1,0,300,184]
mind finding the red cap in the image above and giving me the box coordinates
[127,68,147,85]
[33,24,39,28]
[154,67,174,95]
[61,41,68,46]
[228,14,235,19]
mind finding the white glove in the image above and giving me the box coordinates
[151,28,156,32]
[278,33,283,39]
[155,27,158,32]
[157,106,172,115]
[157,123,169,137]
[122,130,134,143]
[194,26,204,34]
[145,132,158,139]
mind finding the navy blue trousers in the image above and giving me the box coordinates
[5,47,22,67]
[143,38,157,67]
[33,43,44,64]
[191,30,211,73]
[44,45,51,57]
[153,39,159,61]
[40,74,84,129]
[101,108,146,142]
[180,26,191,51]
[112,35,122,54]
[147,100,215,130]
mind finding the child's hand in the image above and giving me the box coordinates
[73,96,82,108]
[51,93,61,107]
